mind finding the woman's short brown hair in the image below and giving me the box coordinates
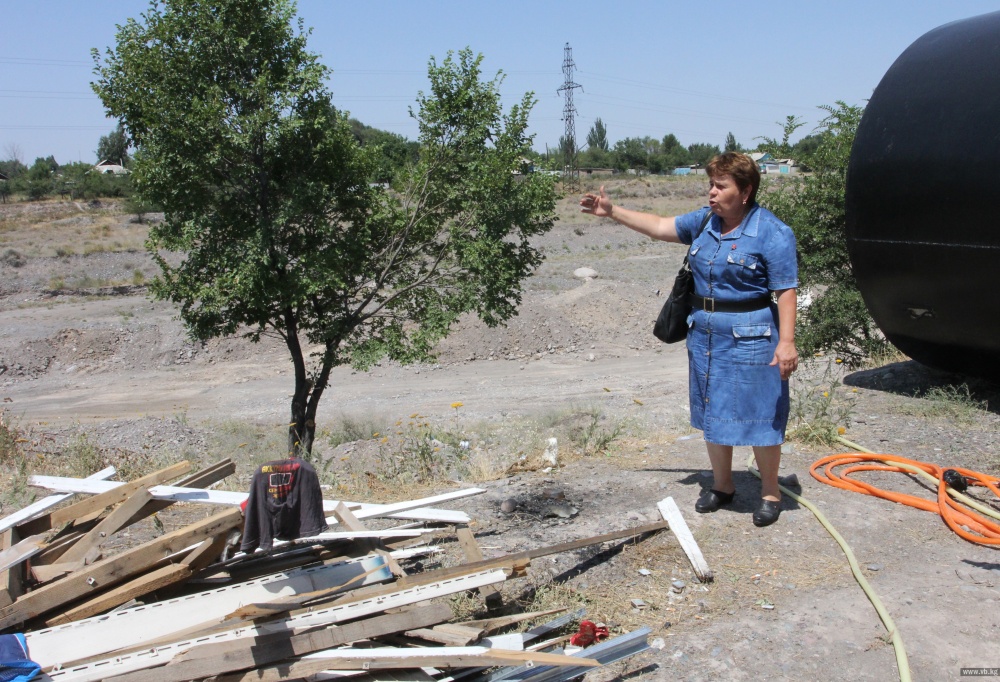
[707,152,761,205]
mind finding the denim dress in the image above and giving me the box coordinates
[674,205,798,446]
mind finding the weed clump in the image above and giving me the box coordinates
[787,363,856,446]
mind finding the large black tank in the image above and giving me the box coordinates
[846,11,1000,378]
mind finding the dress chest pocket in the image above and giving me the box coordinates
[726,251,761,282]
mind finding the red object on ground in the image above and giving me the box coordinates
[569,620,609,647]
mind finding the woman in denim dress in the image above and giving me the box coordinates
[580,153,798,526]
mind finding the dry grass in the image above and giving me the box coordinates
[557,174,707,226]
[0,200,148,258]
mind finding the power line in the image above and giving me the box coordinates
[578,70,815,112]
[0,57,92,67]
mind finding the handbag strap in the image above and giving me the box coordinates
[682,209,713,265]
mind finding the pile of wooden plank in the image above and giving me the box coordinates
[0,459,666,681]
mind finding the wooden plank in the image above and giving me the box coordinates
[391,520,668,590]
[460,607,566,634]
[456,526,502,607]
[58,489,155,564]
[30,530,85,566]
[0,528,22,608]
[29,475,479,523]
[0,466,116,534]
[331,502,367,532]
[0,506,242,631]
[31,553,96,584]
[180,531,230,571]
[657,497,713,582]
[207,647,599,682]
[103,603,453,682]
[25,554,392,669]
[120,458,237,528]
[0,533,46,574]
[44,563,193,626]
[24,461,191,536]
[403,622,484,646]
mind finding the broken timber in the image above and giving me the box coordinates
[0,507,244,631]
[657,496,712,581]
[41,570,509,681]
[28,475,481,524]
[100,603,454,682]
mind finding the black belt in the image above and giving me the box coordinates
[688,294,772,313]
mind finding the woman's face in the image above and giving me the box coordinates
[708,174,751,221]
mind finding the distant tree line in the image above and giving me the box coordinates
[0,112,825,205]
[550,117,825,174]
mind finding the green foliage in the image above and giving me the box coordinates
[22,157,58,200]
[96,122,130,165]
[756,115,804,158]
[761,102,891,366]
[93,1,555,456]
[348,118,418,184]
[569,409,627,456]
[660,134,692,170]
[0,158,27,181]
[58,162,132,200]
[586,117,609,152]
[686,142,721,167]
[724,131,742,153]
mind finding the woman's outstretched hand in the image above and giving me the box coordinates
[580,186,613,217]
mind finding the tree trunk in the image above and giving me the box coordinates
[284,310,310,458]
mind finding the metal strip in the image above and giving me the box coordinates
[478,627,651,682]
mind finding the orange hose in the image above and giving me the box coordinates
[810,453,1000,546]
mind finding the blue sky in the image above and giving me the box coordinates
[2,1,998,165]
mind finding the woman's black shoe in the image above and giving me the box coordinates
[753,499,782,527]
[695,489,735,513]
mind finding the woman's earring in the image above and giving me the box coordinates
[742,199,747,205]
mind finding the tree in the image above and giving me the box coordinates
[660,133,691,170]
[760,102,888,365]
[93,0,556,456]
[22,156,58,200]
[586,117,608,152]
[2,143,24,168]
[686,142,720,167]
[612,137,648,172]
[756,115,804,158]
[724,131,742,153]
[96,123,130,165]
[348,118,419,184]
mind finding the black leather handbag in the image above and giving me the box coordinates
[653,211,712,343]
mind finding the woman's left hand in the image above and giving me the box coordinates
[770,340,798,380]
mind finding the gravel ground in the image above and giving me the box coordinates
[2,188,999,681]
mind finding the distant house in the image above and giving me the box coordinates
[749,152,799,175]
[749,152,773,174]
[0,171,7,181]
[91,160,130,175]
[775,158,799,174]
[579,167,616,177]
